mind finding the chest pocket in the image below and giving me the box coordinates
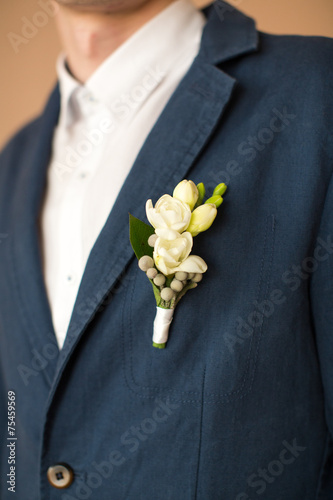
[121,215,276,405]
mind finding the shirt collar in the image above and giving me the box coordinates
[56,56,82,127]
[57,0,206,129]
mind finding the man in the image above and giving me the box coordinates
[0,0,332,498]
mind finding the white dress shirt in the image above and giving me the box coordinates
[40,0,206,349]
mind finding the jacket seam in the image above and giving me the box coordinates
[194,367,206,500]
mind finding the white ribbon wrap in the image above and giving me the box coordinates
[153,307,174,344]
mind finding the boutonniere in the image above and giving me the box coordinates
[129,180,227,348]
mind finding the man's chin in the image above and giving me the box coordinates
[54,0,130,13]
[54,0,172,15]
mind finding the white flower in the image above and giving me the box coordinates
[146,195,191,233]
[154,229,192,275]
[173,180,199,211]
[153,229,207,276]
[187,203,217,237]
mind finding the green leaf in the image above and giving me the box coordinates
[129,214,165,308]
[129,214,155,260]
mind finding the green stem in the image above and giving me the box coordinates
[153,342,166,349]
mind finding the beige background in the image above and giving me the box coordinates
[1,0,333,149]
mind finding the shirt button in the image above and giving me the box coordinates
[66,274,76,284]
[82,91,97,104]
[47,464,74,489]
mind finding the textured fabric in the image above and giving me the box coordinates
[41,0,206,348]
[0,2,333,499]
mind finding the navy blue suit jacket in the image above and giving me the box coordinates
[1,2,333,499]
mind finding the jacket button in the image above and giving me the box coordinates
[47,464,74,489]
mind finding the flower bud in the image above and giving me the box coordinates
[196,182,206,205]
[173,180,199,211]
[213,183,227,197]
[187,204,217,237]
[205,195,223,208]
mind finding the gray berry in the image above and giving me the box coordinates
[146,268,158,279]
[138,256,154,272]
[175,271,188,281]
[148,234,158,247]
[153,274,166,286]
[161,287,175,301]
[170,279,183,292]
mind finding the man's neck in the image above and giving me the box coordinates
[55,0,176,83]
